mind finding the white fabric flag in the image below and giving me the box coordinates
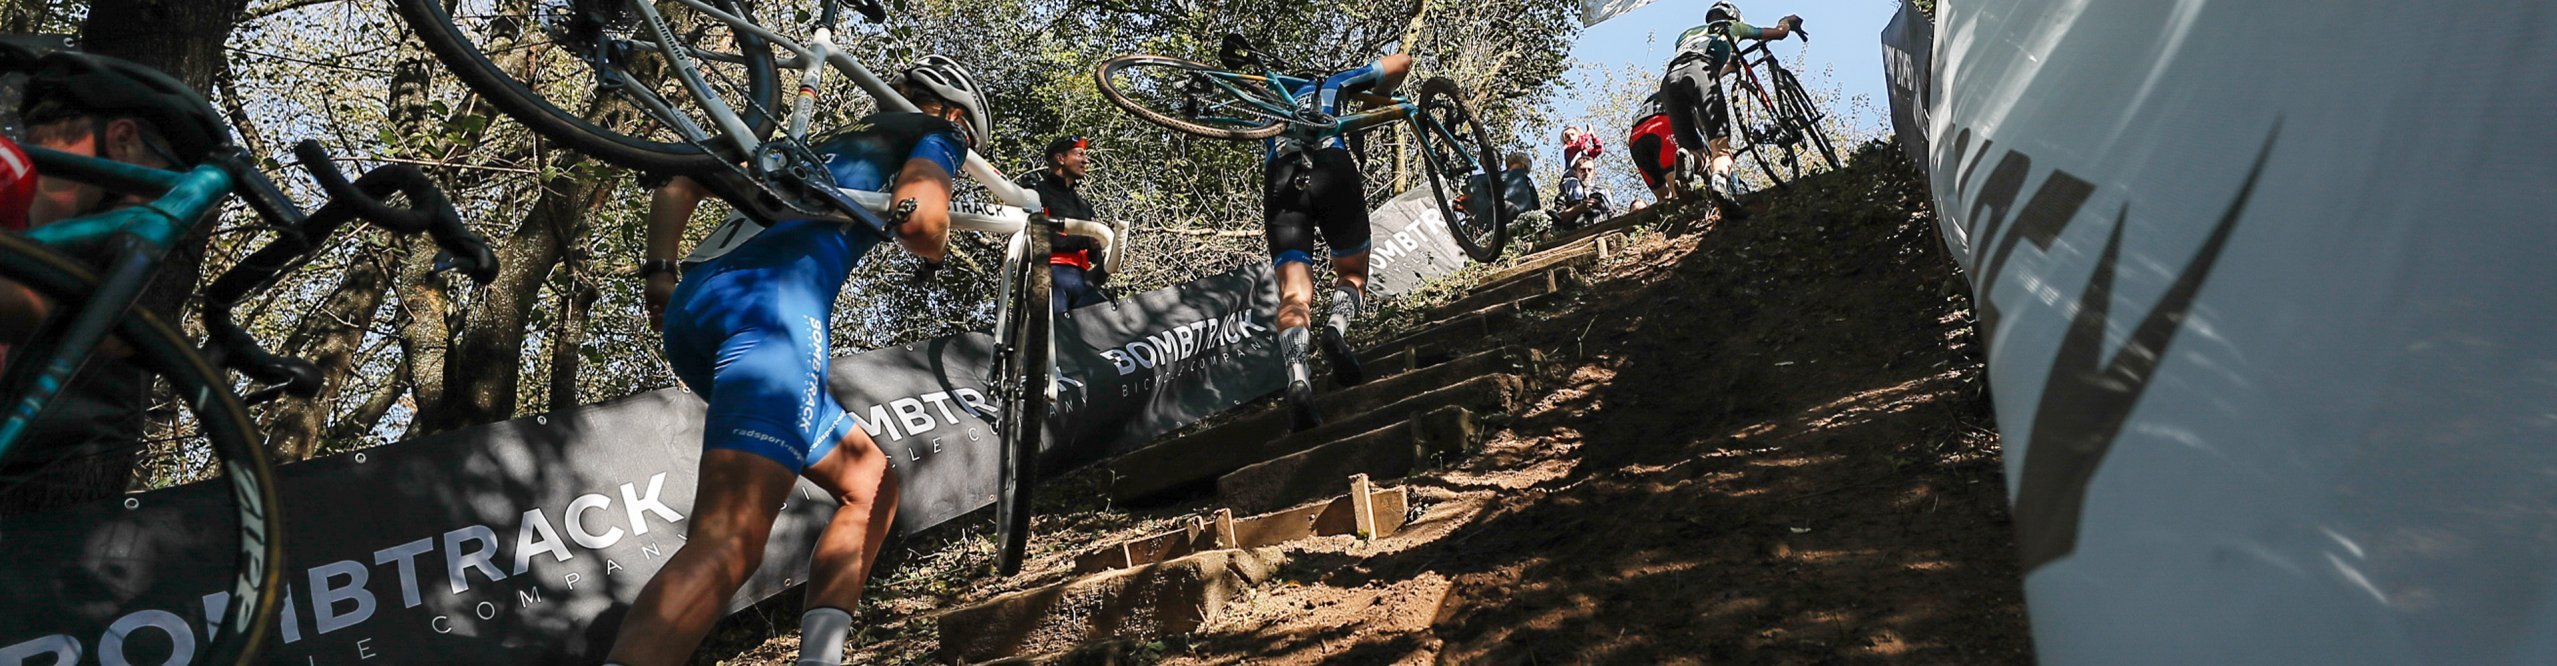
[1580,0,1662,26]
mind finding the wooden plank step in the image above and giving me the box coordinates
[1218,407,1480,514]
[1531,206,1657,254]
[1072,479,1410,575]
[1105,345,1530,500]
[1479,247,1596,286]
[1363,291,1564,365]
[1428,266,1582,320]
[937,548,1290,663]
[1109,373,1525,503]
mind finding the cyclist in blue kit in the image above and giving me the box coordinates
[605,56,986,666]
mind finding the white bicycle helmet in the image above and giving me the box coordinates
[896,54,989,146]
[1707,1,1741,24]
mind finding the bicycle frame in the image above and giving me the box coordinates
[0,149,233,456]
[604,0,1119,266]
[1184,63,1490,187]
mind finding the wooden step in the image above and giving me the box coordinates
[1428,266,1582,320]
[1108,372,1526,503]
[937,548,1290,663]
[1479,247,1596,286]
[1218,407,1480,514]
[1363,292,1564,365]
[1072,479,1410,575]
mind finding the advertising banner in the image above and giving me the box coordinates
[1878,1,1931,169]
[0,264,1283,663]
[1926,0,2557,662]
[1361,186,1474,297]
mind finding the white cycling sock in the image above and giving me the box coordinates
[796,607,853,666]
[1327,285,1363,338]
[1281,327,1313,386]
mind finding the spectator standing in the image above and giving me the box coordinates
[1021,135,1104,313]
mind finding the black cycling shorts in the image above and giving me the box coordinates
[1264,146,1371,265]
[1661,56,1728,152]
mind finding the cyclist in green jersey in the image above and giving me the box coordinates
[1659,1,1801,204]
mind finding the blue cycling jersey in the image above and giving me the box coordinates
[661,111,966,472]
[1264,62,1383,161]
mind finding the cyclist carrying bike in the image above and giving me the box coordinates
[1217,34,1407,430]
[607,55,986,666]
[1659,1,1800,209]
[0,50,228,515]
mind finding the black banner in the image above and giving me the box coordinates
[0,263,1282,663]
[1881,1,1934,170]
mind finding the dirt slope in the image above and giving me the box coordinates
[706,144,2032,664]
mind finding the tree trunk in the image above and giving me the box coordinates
[254,30,447,460]
[413,166,606,433]
[81,0,253,323]
[323,353,409,450]
[546,270,598,413]
[258,239,395,460]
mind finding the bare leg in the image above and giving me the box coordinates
[605,450,798,666]
[1328,250,1370,293]
[800,428,902,611]
[1274,261,1315,331]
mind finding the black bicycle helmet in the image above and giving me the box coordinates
[7,40,227,166]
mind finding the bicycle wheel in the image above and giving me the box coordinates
[1410,77,1508,262]
[0,234,283,665]
[393,0,782,174]
[1771,67,1843,171]
[1726,74,1803,189]
[990,229,1052,576]
[1095,55,1290,141]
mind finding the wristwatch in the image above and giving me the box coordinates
[639,259,681,279]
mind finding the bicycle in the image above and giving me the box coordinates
[0,40,499,665]
[392,0,1121,576]
[1712,21,1841,189]
[1091,41,1513,262]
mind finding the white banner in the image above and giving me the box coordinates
[1926,0,2557,662]
[1579,0,1662,27]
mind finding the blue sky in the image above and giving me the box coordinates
[1531,0,1904,191]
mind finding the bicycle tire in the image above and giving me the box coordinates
[992,229,1052,576]
[1095,55,1289,141]
[1727,75,1802,189]
[393,0,781,175]
[0,234,284,666]
[1771,67,1843,171]
[1410,76,1508,262]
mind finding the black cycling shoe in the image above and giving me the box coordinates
[1285,379,1323,432]
[1320,324,1365,387]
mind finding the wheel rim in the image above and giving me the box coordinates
[1415,80,1503,261]
[399,0,782,167]
[1097,55,1294,140]
[0,235,282,665]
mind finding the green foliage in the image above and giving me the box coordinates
[164,0,1581,455]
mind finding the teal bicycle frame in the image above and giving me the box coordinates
[1207,67,1422,144]
[0,148,233,456]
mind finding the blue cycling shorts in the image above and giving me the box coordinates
[662,220,879,473]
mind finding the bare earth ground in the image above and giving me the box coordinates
[701,144,2033,664]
